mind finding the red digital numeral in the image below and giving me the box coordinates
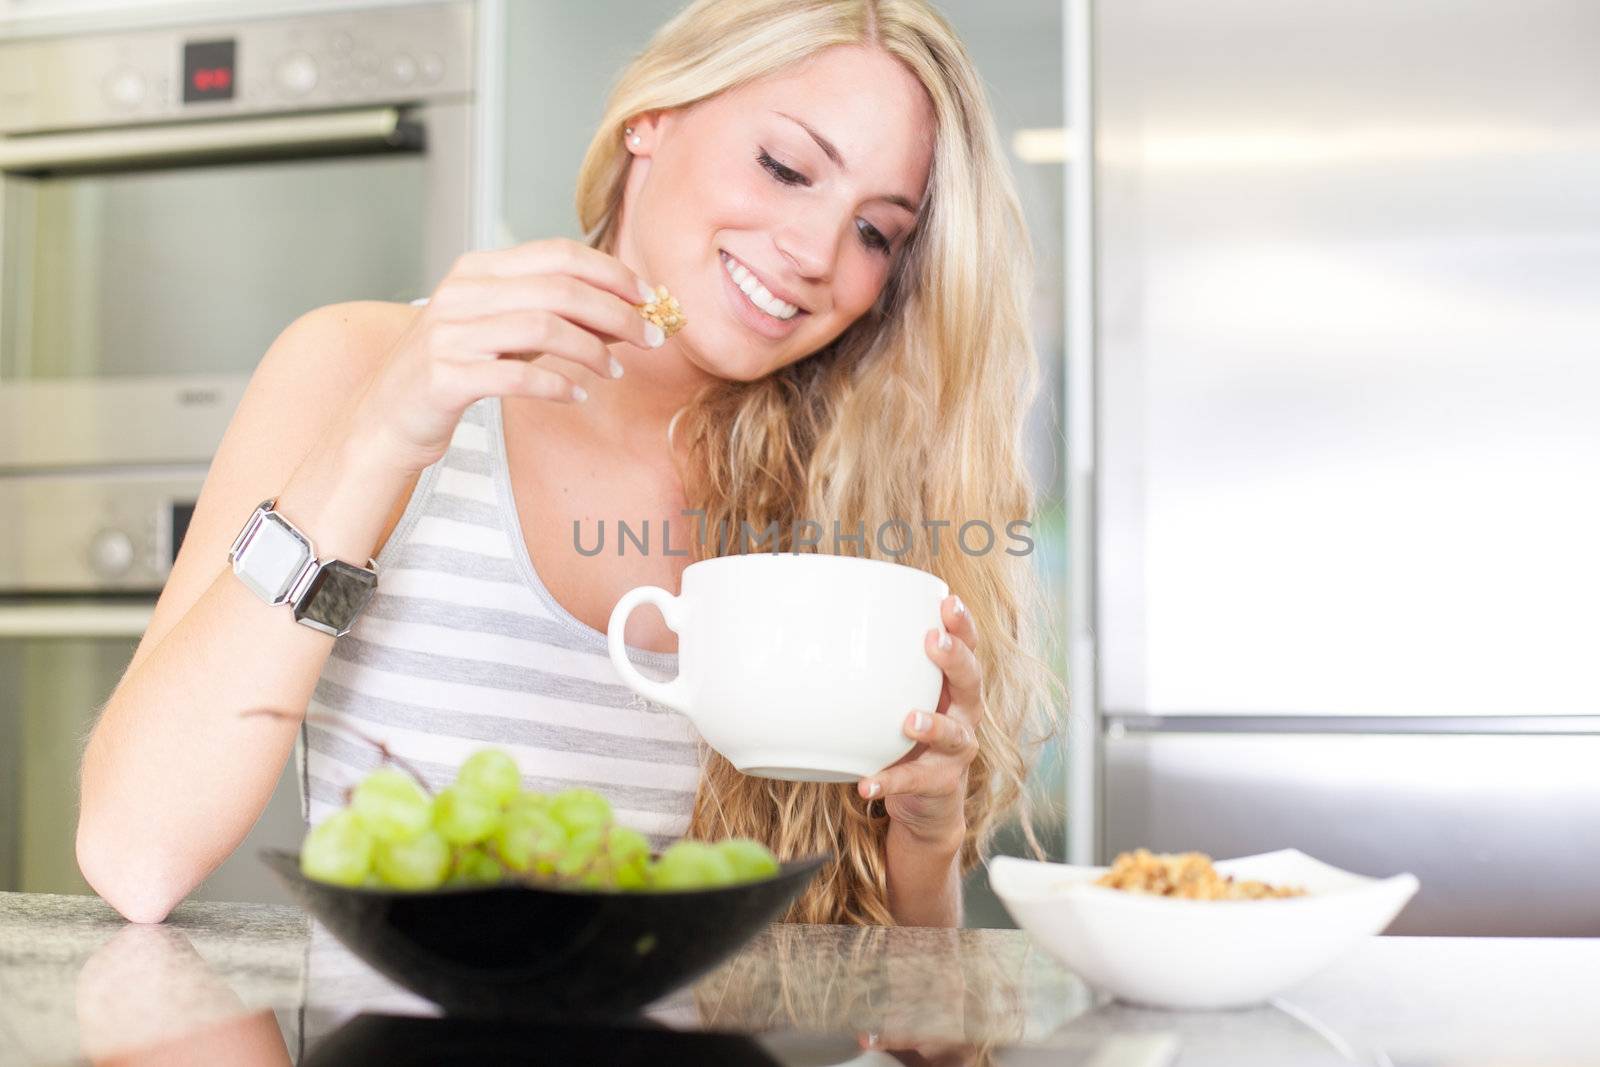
[193,67,232,91]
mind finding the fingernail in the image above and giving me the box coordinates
[645,322,665,348]
[571,385,588,402]
[638,279,657,303]
[913,711,931,732]
[937,631,952,651]
[953,595,966,616]
[609,356,624,378]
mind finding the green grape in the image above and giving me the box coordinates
[373,829,451,890]
[449,846,505,887]
[554,826,606,882]
[550,788,612,834]
[505,790,551,818]
[493,807,567,873]
[651,840,736,889]
[350,768,432,842]
[456,748,522,805]
[717,838,781,882]
[432,785,500,845]
[605,827,651,890]
[607,827,650,868]
[300,809,374,887]
[614,862,650,890]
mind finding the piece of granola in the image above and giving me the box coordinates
[637,284,686,338]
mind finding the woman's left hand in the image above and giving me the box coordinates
[857,593,983,850]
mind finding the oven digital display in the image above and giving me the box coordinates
[182,39,236,103]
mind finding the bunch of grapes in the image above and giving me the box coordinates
[298,747,780,892]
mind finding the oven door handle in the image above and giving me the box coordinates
[0,600,153,638]
[0,106,418,173]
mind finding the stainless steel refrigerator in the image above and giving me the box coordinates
[1086,0,1600,935]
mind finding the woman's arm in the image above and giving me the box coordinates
[861,595,986,928]
[886,820,964,927]
[77,303,411,924]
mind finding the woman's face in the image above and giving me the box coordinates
[618,45,935,381]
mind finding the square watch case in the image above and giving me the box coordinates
[228,499,379,637]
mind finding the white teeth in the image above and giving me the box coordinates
[721,252,798,321]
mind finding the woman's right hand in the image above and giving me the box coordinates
[352,237,665,474]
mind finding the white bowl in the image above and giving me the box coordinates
[989,849,1419,1010]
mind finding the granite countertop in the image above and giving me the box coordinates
[1,891,1598,1066]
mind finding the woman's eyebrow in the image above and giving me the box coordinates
[772,110,919,214]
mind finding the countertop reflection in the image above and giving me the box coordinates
[2,891,1598,1066]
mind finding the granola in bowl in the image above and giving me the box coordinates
[1095,848,1308,901]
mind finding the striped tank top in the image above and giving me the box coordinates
[295,330,703,850]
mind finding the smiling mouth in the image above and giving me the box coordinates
[719,251,804,322]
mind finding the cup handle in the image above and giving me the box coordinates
[606,586,691,715]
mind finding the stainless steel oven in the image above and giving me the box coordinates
[0,0,483,901]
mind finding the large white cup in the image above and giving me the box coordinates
[606,554,949,782]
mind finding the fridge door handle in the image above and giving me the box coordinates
[0,600,152,638]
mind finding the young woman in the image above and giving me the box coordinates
[77,0,1060,927]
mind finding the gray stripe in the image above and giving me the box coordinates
[311,674,700,765]
[305,725,696,815]
[358,593,651,663]
[460,399,488,427]
[441,446,491,476]
[420,489,500,528]
[307,772,352,807]
[329,633,681,711]
[389,542,523,583]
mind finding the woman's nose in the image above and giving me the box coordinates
[773,208,842,281]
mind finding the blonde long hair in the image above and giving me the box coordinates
[575,0,1063,924]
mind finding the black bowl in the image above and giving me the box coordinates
[261,849,827,1020]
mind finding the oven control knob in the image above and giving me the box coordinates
[89,529,135,578]
[387,52,417,86]
[103,67,146,109]
[275,52,319,96]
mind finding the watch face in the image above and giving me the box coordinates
[294,559,380,636]
[236,512,312,603]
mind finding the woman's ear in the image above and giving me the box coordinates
[617,111,656,155]
[624,110,667,156]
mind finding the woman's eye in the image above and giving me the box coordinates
[756,149,807,186]
[857,219,891,254]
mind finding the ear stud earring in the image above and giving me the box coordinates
[624,125,641,147]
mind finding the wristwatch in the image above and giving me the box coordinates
[227,499,380,637]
